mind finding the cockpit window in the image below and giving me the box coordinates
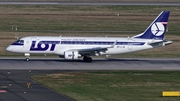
[17,40,24,44]
[11,40,24,45]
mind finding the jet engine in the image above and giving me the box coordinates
[64,51,80,60]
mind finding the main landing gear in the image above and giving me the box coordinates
[83,56,92,62]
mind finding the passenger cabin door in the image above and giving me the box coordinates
[23,37,32,52]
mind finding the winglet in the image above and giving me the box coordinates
[109,40,118,48]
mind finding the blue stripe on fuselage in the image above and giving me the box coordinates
[61,41,145,45]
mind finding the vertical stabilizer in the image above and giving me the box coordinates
[134,11,170,40]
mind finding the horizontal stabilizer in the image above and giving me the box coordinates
[148,40,172,46]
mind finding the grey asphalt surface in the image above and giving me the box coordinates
[0,57,180,101]
[0,57,180,70]
[0,1,179,101]
[0,2,180,6]
[0,70,74,101]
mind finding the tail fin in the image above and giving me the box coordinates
[133,11,170,40]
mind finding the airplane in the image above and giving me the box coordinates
[6,11,172,62]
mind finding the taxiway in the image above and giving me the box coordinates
[0,70,73,101]
[0,57,180,101]
[0,57,180,70]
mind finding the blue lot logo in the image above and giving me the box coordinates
[30,41,60,51]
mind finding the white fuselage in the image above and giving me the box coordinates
[6,36,163,56]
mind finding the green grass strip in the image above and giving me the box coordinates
[32,71,180,101]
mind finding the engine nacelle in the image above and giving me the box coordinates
[64,51,80,60]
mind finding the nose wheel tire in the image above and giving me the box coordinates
[25,58,29,62]
[83,56,92,62]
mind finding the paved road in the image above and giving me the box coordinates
[0,2,180,6]
[0,57,180,70]
[0,70,73,101]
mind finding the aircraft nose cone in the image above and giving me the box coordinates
[6,46,13,52]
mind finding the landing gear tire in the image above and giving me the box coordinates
[83,56,92,62]
[25,58,29,62]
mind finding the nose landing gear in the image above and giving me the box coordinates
[25,58,29,61]
[24,53,30,61]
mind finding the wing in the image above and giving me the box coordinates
[68,40,118,56]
